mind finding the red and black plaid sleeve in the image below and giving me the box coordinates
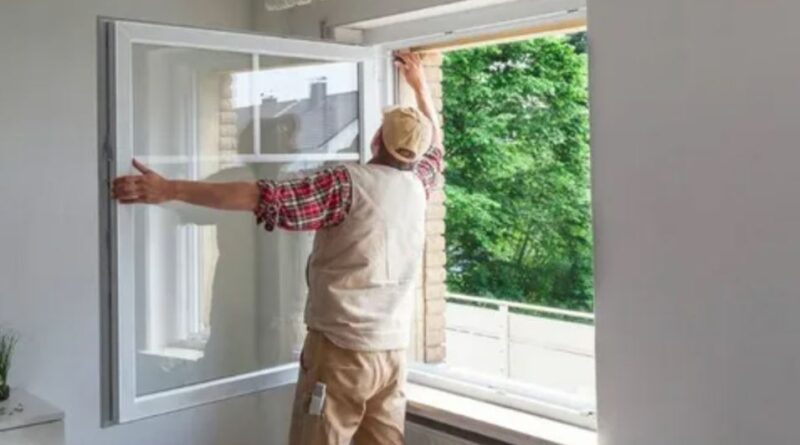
[414,146,444,195]
[254,166,353,231]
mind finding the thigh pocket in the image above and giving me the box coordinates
[297,333,324,398]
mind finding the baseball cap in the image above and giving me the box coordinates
[381,106,433,163]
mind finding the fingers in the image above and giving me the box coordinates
[111,176,143,203]
[394,51,421,68]
[112,177,139,192]
[132,158,153,175]
[111,173,169,205]
[112,176,142,189]
[397,51,422,66]
[111,160,160,204]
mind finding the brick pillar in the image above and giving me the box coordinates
[424,183,447,363]
[400,51,448,364]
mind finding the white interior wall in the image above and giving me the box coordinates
[0,1,297,444]
[590,1,800,444]
[9,0,799,443]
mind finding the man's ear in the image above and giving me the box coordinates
[397,148,415,159]
[370,127,383,157]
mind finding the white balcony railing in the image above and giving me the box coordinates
[446,292,594,321]
[443,292,595,399]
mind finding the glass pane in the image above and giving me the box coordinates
[132,44,361,158]
[251,56,360,155]
[132,160,340,396]
[129,43,359,396]
[132,44,255,158]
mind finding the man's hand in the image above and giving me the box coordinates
[112,159,174,204]
[394,51,443,149]
[395,51,426,91]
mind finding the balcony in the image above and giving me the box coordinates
[432,292,595,409]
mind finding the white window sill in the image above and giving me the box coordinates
[139,347,204,362]
[406,383,597,445]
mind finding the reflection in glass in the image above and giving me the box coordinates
[130,43,357,396]
[132,45,254,158]
[134,163,325,396]
[238,57,360,155]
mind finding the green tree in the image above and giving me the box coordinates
[442,36,593,312]
[567,31,588,54]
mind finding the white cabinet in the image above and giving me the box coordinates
[0,422,63,445]
[0,390,64,445]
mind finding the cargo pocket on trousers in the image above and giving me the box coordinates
[293,387,330,445]
[294,352,330,442]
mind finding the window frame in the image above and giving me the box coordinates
[100,19,380,423]
[379,20,597,429]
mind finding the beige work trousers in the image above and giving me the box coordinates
[288,330,407,445]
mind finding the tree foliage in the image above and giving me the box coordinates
[442,34,593,311]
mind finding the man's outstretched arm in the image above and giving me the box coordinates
[112,159,353,231]
[112,159,260,210]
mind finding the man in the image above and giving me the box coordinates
[113,51,443,444]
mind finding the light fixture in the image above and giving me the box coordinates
[264,0,313,11]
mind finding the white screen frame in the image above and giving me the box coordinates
[102,19,380,423]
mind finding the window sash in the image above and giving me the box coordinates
[102,18,380,423]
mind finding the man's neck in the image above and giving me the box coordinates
[369,152,412,171]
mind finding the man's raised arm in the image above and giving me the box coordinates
[395,51,443,150]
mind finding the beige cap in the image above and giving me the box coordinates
[381,106,433,163]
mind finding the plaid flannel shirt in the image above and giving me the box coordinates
[254,146,443,231]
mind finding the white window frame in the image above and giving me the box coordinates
[102,19,380,423]
[365,6,596,430]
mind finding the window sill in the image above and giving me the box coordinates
[138,347,204,362]
[406,383,597,445]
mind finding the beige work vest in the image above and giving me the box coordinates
[304,163,427,351]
